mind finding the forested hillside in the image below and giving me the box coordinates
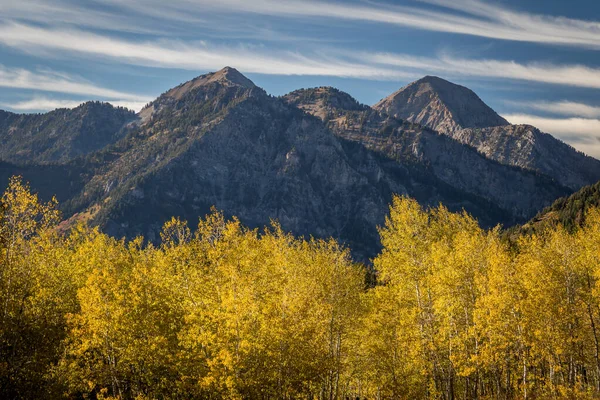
[3,176,600,399]
[0,102,135,164]
[525,180,600,233]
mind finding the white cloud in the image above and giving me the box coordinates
[504,113,600,158]
[0,64,150,103]
[5,96,147,112]
[98,0,600,49]
[509,101,600,119]
[3,0,600,49]
[0,0,182,34]
[418,0,600,48]
[369,52,600,89]
[1,22,600,91]
[0,22,414,79]
[6,97,83,111]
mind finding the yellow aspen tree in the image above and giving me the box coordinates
[426,207,485,399]
[576,208,600,396]
[474,229,524,399]
[0,176,61,398]
[58,228,185,399]
[372,196,443,398]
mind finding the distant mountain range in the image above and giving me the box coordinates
[0,102,135,164]
[1,67,597,259]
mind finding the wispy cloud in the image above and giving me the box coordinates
[504,113,600,158]
[508,101,600,119]
[5,97,83,111]
[369,52,600,89]
[0,22,414,79]
[4,0,599,49]
[419,0,600,48]
[0,0,185,34]
[0,64,151,106]
[98,0,600,49]
[2,22,600,91]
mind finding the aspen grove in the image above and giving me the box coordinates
[3,176,600,399]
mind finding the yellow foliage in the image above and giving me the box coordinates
[2,184,600,399]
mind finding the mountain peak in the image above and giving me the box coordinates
[163,67,255,101]
[416,75,449,84]
[283,86,368,120]
[373,76,509,134]
[210,66,255,88]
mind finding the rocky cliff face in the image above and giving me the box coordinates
[284,87,569,222]
[285,86,368,120]
[373,76,509,134]
[373,76,600,191]
[453,124,600,190]
[0,102,135,164]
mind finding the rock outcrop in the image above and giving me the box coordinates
[373,75,509,134]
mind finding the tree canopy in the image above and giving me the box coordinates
[2,176,600,399]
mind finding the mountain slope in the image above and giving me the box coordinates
[373,76,509,134]
[522,180,600,233]
[453,124,600,190]
[285,87,569,223]
[0,102,135,164]
[61,69,397,257]
[373,76,600,190]
[0,160,87,205]
[62,68,562,259]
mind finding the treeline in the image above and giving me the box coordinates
[3,177,600,399]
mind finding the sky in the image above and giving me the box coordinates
[1,0,600,156]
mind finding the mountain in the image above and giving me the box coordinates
[453,124,600,190]
[0,68,583,259]
[137,66,256,123]
[373,76,600,190]
[0,160,87,205]
[373,76,509,134]
[284,86,569,222]
[59,68,399,258]
[0,102,135,164]
[56,69,562,258]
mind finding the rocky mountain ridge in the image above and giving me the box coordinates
[0,68,595,259]
[284,86,569,222]
[453,124,600,190]
[371,75,600,190]
[0,102,135,164]
[63,69,526,258]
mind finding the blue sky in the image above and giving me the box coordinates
[1,0,600,155]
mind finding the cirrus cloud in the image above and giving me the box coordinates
[0,64,149,101]
[95,0,600,49]
[508,101,600,119]
[1,22,600,91]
